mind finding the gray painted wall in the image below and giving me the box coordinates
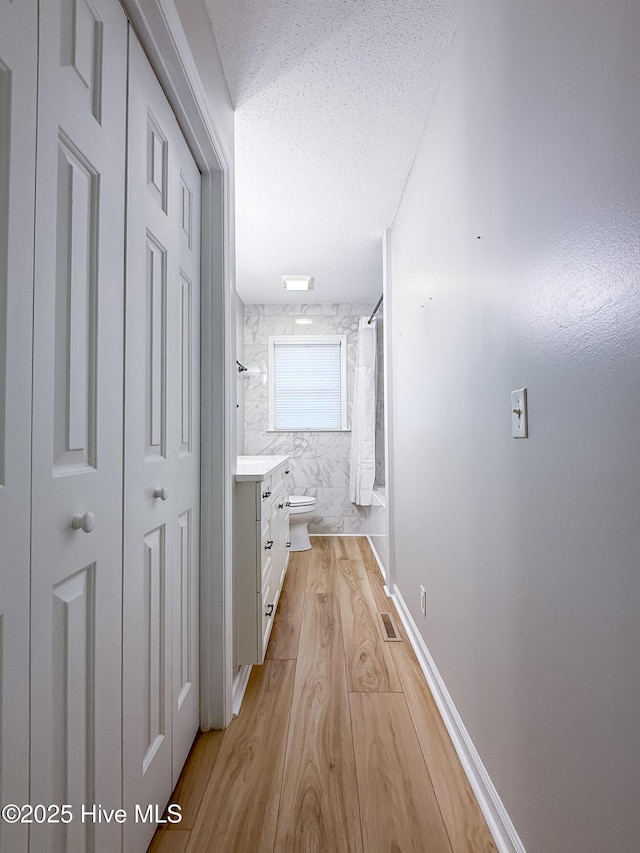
[389,0,640,850]
[243,303,373,534]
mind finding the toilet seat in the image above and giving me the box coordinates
[288,495,316,508]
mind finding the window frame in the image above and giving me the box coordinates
[267,334,349,432]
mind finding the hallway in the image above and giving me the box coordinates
[149,537,497,852]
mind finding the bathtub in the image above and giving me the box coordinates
[372,487,386,508]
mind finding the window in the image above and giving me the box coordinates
[268,335,348,431]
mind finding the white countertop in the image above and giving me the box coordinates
[235,455,290,482]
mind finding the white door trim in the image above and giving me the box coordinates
[121,0,235,729]
[382,228,396,595]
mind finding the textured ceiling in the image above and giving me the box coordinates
[204,0,464,304]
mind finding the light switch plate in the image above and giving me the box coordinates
[511,388,528,438]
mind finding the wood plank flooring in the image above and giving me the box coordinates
[275,592,362,852]
[350,692,452,853]
[336,554,401,693]
[149,537,498,853]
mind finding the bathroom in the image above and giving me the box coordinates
[236,299,388,567]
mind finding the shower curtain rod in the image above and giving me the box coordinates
[367,294,383,324]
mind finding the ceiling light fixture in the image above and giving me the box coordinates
[283,275,313,291]
[295,318,313,325]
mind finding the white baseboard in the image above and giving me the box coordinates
[366,534,387,584]
[391,585,526,853]
[232,664,252,717]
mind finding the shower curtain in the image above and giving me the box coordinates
[349,317,376,506]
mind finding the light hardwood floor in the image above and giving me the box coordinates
[149,537,498,853]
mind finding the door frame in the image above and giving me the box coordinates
[122,0,235,729]
[382,228,396,596]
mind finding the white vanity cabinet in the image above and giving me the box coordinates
[235,456,291,664]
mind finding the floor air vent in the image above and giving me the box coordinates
[377,611,402,642]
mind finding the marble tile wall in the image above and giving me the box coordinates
[242,302,374,535]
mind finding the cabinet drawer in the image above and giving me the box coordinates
[261,520,275,566]
[261,554,273,596]
[262,561,273,604]
[258,576,281,662]
[271,467,285,498]
[258,592,274,662]
[259,475,273,503]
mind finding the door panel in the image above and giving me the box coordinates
[51,564,96,851]
[146,233,168,459]
[0,2,37,851]
[124,31,201,852]
[177,508,194,709]
[142,523,168,773]
[30,0,127,850]
[53,135,99,473]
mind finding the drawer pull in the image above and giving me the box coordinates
[262,490,272,499]
[286,541,291,549]
[72,512,96,534]
[265,603,274,617]
[265,539,274,550]
[285,469,290,474]
[278,502,284,509]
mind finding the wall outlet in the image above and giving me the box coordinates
[420,585,427,617]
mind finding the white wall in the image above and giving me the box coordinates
[389,0,640,850]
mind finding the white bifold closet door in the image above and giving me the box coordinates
[123,31,201,853]
[0,3,36,852]
[30,0,128,851]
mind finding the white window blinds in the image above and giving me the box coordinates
[270,337,347,430]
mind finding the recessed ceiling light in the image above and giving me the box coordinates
[295,318,313,325]
[283,275,313,291]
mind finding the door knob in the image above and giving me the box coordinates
[278,502,284,509]
[71,512,96,533]
[153,486,169,501]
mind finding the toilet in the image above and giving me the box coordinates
[287,495,317,551]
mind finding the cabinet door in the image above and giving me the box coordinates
[30,0,128,850]
[123,31,201,852]
[0,3,36,851]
